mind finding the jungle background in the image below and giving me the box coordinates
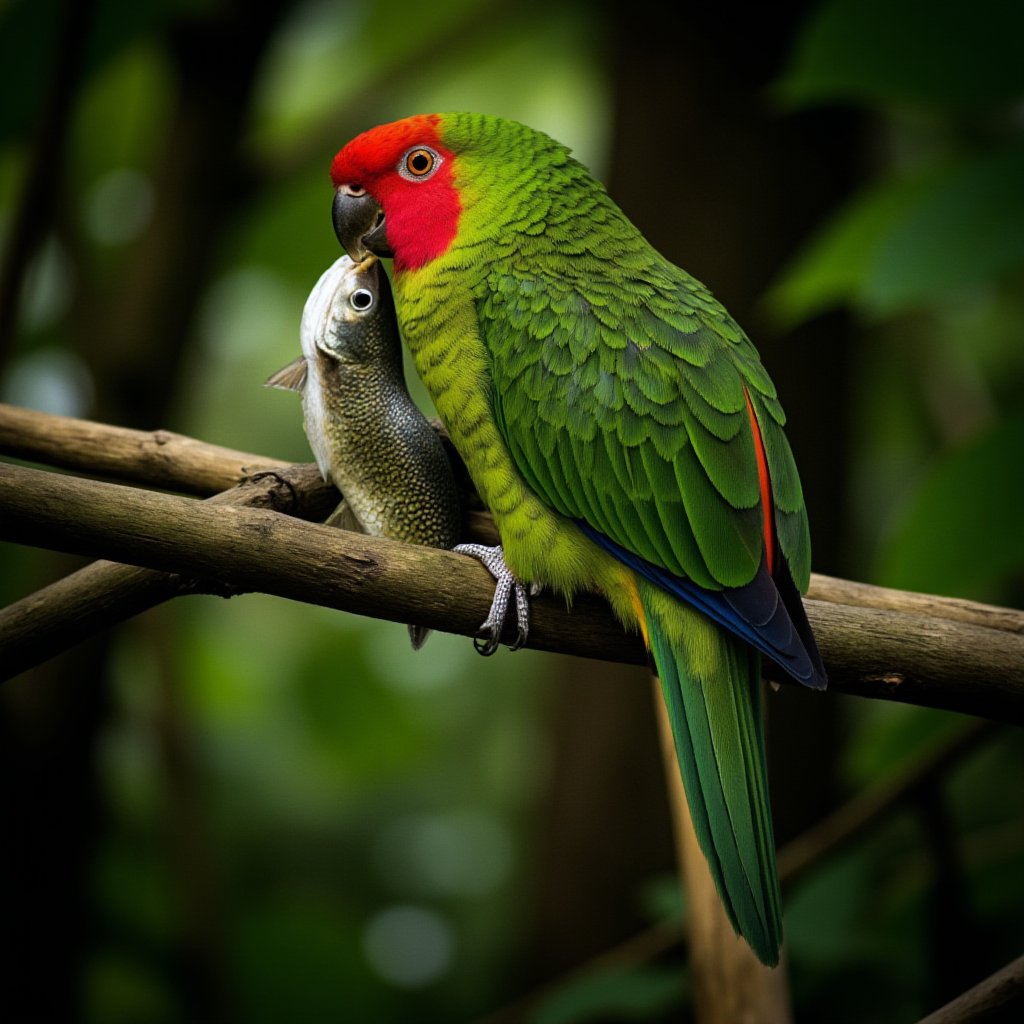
[1,0,1022,1021]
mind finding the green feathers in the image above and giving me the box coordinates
[644,583,783,965]
[478,261,800,591]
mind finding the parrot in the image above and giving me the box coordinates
[266,252,461,648]
[328,112,826,966]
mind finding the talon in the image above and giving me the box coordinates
[474,631,500,657]
[507,628,528,653]
[455,543,532,654]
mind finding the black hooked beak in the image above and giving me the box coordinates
[332,186,392,260]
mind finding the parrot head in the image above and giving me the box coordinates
[330,113,462,272]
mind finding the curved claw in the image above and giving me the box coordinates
[455,543,531,655]
[474,631,501,657]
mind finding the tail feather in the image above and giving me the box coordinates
[643,582,783,966]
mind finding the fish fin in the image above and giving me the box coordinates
[265,357,308,392]
[408,625,432,650]
[324,501,362,532]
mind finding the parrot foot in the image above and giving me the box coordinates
[454,543,530,655]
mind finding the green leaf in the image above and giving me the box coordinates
[764,147,1024,324]
[779,0,1024,109]
[875,415,1024,599]
[763,172,930,326]
[863,146,1024,313]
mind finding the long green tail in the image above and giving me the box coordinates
[641,581,783,966]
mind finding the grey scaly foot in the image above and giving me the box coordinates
[454,543,531,655]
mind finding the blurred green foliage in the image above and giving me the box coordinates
[767,1,1024,1017]
[768,0,1024,604]
[779,0,1024,108]
[1,0,1022,1022]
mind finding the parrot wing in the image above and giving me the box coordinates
[478,264,825,688]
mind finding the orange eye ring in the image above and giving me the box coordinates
[399,146,440,181]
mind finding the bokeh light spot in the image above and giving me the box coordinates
[84,169,155,246]
[362,905,454,988]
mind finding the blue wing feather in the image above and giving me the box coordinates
[577,520,827,689]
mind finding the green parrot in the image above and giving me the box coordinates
[329,113,826,966]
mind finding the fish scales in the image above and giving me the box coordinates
[267,254,460,645]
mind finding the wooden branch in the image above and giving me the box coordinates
[0,402,497,679]
[0,459,634,669]
[807,573,1023,638]
[2,459,1023,723]
[915,952,1024,1024]
[2,403,1017,627]
[1,399,1018,643]
[2,403,1023,715]
[0,464,337,680]
[793,597,1023,723]
[0,402,289,496]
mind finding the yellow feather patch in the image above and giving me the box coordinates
[624,570,650,649]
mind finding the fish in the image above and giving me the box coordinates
[267,253,461,648]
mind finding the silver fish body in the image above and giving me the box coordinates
[268,254,460,642]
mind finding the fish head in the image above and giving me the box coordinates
[300,253,398,368]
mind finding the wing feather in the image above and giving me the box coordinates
[479,264,812,601]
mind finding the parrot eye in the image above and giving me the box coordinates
[399,146,440,181]
[350,288,374,311]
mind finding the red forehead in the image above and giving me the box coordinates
[330,113,443,186]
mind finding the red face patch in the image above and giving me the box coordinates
[330,114,461,272]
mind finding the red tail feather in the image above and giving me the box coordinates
[743,388,775,576]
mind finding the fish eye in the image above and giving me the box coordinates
[399,146,440,181]
[350,288,374,311]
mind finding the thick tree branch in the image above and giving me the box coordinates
[2,398,1019,637]
[0,463,336,679]
[2,459,1023,723]
[0,401,289,495]
[0,402,496,538]
[1,401,1019,628]
[0,460,634,670]
[0,403,493,677]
